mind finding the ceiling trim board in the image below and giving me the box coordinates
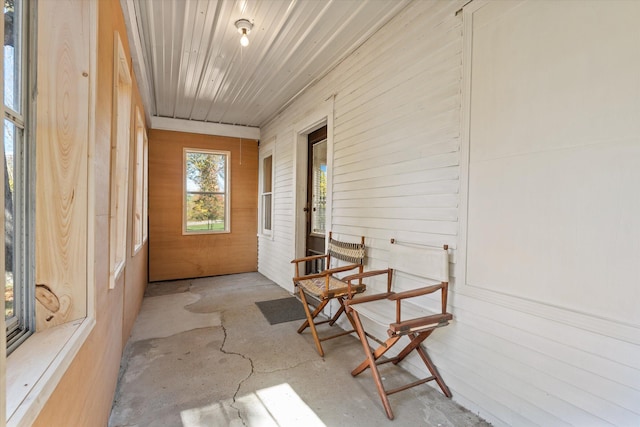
[151,116,260,140]
[121,0,156,123]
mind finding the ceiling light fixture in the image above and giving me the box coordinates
[234,19,253,47]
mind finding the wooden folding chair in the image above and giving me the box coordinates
[343,240,452,420]
[291,232,366,357]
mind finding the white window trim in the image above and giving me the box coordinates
[182,148,231,235]
[259,139,275,239]
[6,319,95,427]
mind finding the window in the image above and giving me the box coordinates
[109,32,132,288]
[132,107,146,254]
[184,149,230,234]
[4,0,34,353]
[142,122,148,244]
[260,152,273,236]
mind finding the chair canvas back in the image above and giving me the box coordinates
[388,244,449,283]
[328,239,366,266]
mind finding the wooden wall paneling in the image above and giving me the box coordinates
[149,129,258,281]
[35,0,90,330]
[33,0,148,424]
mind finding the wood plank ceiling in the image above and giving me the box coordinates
[122,0,410,128]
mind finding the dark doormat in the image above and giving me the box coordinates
[256,297,307,325]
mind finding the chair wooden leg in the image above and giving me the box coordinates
[413,334,452,398]
[335,298,360,333]
[351,311,395,420]
[392,330,434,365]
[328,302,345,326]
[391,331,452,398]
[296,295,329,334]
[351,334,400,376]
[297,290,327,357]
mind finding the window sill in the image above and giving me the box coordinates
[6,317,95,427]
[259,232,274,241]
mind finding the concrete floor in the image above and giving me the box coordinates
[109,272,491,427]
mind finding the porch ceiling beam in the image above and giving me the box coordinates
[150,117,260,140]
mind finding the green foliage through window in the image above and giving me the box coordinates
[185,150,229,233]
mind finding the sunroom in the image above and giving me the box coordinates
[2,0,639,426]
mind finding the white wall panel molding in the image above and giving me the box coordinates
[151,117,260,140]
[457,0,640,336]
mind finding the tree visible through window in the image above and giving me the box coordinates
[5,0,34,352]
[184,149,230,233]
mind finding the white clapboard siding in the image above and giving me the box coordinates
[332,193,459,209]
[258,0,640,426]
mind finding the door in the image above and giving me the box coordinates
[305,126,327,273]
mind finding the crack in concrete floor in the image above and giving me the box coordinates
[110,273,491,427]
[220,317,254,427]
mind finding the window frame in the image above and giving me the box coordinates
[131,107,146,255]
[109,31,132,288]
[259,144,274,238]
[142,121,148,244]
[4,0,35,354]
[182,148,231,235]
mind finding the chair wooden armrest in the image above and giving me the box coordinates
[293,264,361,282]
[291,254,329,264]
[387,284,444,301]
[342,268,392,283]
[389,312,453,334]
[345,292,394,307]
[343,268,393,299]
[389,283,448,324]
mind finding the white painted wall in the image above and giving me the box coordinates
[258,1,640,425]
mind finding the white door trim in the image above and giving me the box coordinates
[292,97,335,260]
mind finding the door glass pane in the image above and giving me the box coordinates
[4,119,17,320]
[4,0,22,114]
[311,140,327,235]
